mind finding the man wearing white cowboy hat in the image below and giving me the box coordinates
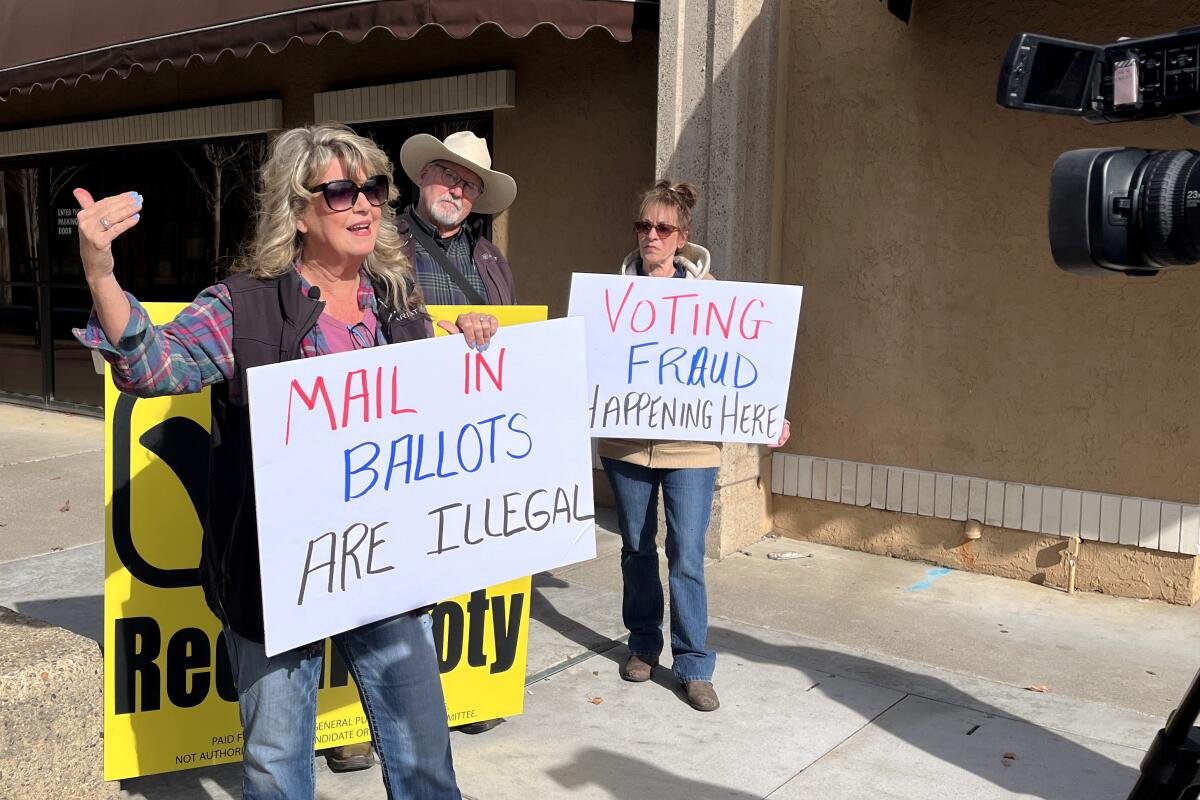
[401,131,515,738]
[325,131,515,773]
[395,130,517,306]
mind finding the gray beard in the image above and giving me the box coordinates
[426,194,465,228]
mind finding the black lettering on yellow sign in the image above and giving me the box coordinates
[113,618,237,713]
[430,589,523,675]
[112,589,526,714]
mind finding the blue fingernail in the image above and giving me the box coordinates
[132,213,140,221]
[479,342,489,352]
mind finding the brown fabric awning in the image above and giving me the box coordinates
[0,0,657,98]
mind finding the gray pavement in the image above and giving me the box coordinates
[2,405,1199,799]
[0,403,105,561]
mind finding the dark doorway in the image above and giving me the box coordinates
[0,137,262,412]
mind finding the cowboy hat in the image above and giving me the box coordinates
[399,131,517,215]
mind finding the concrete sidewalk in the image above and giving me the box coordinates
[3,403,1199,799]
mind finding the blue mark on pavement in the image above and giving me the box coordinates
[905,567,953,592]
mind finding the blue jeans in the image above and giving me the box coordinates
[602,457,719,683]
[224,612,459,800]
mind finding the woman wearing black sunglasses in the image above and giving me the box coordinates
[598,180,790,714]
[71,123,473,799]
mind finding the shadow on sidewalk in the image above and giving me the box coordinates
[547,746,760,799]
[15,594,102,642]
[119,762,242,800]
[710,625,1140,800]
[529,573,625,668]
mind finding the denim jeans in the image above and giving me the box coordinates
[224,612,460,800]
[601,457,719,683]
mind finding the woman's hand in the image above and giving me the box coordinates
[770,419,791,449]
[72,188,141,344]
[437,312,499,350]
[74,188,142,285]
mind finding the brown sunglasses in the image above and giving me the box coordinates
[634,220,682,237]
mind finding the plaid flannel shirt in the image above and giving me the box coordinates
[407,208,488,306]
[73,268,382,397]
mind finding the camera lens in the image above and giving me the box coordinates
[1138,149,1200,267]
[1048,148,1200,275]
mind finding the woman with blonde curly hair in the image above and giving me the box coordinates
[72,123,478,799]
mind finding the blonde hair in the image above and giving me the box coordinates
[638,180,700,233]
[235,123,418,310]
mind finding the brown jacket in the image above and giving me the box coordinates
[596,242,722,469]
[396,208,515,305]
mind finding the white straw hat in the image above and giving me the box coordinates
[399,131,517,215]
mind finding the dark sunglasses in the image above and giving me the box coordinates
[308,174,390,211]
[634,220,683,237]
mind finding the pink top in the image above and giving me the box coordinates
[317,305,379,354]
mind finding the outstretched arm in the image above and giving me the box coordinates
[74,187,142,343]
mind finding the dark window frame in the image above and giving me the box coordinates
[0,133,266,413]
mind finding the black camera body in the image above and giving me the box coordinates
[998,29,1200,275]
[998,32,1200,800]
[999,29,1200,124]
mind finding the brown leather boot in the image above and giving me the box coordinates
[684,681,720,712]
[620,654,658,682]
[453,718,503,734]
[323,743,375,772]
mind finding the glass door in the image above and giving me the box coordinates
[0,164,47,400]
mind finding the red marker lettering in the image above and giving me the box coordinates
[390,367,417,416]
[705,298,736,339]
[739,298,771,340]
[662,292,699,334]
[604,284,636,332]
[466,348,506,394]
[284,376,336,445]
[343,369,371,428]
[630,300,657,333]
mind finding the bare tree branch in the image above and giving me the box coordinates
[49,165,85,202]
[178,140,265,280]
[5,169,39,263]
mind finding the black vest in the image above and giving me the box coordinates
[202,270,429,642]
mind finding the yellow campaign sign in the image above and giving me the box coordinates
[104,302,547,780]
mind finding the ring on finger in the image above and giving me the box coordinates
[99,217,112,231]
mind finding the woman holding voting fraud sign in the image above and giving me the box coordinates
[72,124,482,799]
[599,181,790,712]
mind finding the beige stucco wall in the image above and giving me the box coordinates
[779,0,1200,504]
[0,26,657,314]
[493,34,657,316]
[775,495,1200,605]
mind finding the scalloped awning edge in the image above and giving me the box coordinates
[0,0,658,100]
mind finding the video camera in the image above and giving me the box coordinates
[999,27,1200,800]
[998,28,1200,276]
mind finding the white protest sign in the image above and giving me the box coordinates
[246,317,596,656]
[568,273,803,444]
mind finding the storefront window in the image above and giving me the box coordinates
[0,166,44,398]
[0,136,263,409]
